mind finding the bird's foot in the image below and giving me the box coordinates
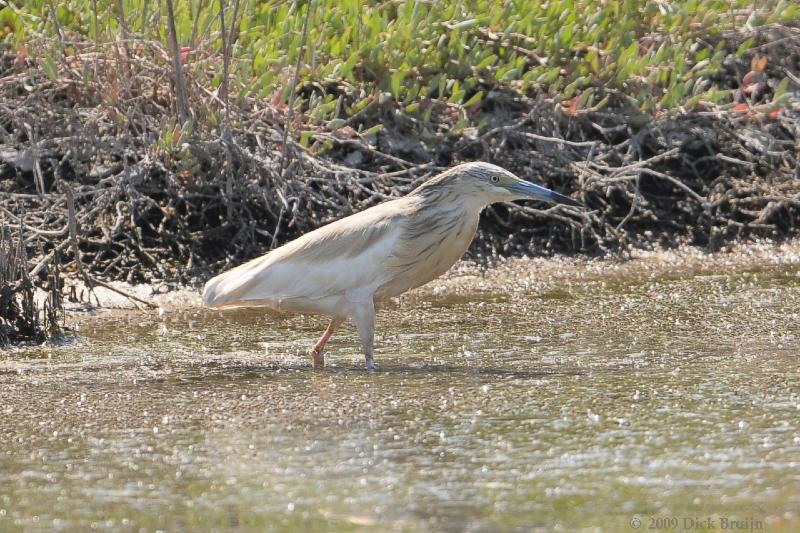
[365,359,377,372]
[309,348,325,370]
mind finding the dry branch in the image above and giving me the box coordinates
[0,30,797,320]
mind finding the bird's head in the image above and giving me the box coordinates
[447,162,583,208]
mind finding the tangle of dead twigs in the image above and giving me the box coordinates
[0,28,799,317]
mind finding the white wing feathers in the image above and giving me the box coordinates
[202,202,405,309]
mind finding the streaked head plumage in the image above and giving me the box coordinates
[413,162,582,208]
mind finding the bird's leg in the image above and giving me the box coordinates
[352,300,376,371]
[310,318,342,370]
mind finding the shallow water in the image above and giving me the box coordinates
[2,254,799,532]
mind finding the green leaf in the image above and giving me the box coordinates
[773,77,789,98]
[587,49,600,74]
[390,71,405,99]
[361,124,383,137]
[299,130,315,147]
[450,18,479,30]
[41,57,57,81]
[352,97,371,113]
[683,94,703,110]
[501,67,521,81]
[578,87,594,108]
[462,91,483,107]
[736,38,755,58]
[328,118,346,130]
[339,52,359,79]
[476,54,497,70]
[592,95,610,110]
[448,90,465,104]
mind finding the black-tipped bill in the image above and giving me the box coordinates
[510,181,584,208]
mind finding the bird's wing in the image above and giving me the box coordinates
[202,201,407,308]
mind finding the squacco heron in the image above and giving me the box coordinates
[202,162,582,370]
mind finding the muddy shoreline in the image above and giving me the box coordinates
[3,238,797,354]
[38,238,798,314]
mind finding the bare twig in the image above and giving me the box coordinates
[86,277,154,311]
[45,0,70,71]
[165,0,191,124]
[218,0,232,123]
[277,0,313,176]
[0,25,797,321]
[65,185,97,304]
[271,0,313,250]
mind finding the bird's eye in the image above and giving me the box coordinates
[490,176,499,183]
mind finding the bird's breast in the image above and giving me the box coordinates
[376,208,480,300]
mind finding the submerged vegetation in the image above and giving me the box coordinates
[0,0,799,342]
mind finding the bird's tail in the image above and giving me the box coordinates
[201,275,226,307]
[201,261,263,308]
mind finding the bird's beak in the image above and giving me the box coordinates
[510,180,584,208]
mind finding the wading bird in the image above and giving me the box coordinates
[203,162,582,370]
